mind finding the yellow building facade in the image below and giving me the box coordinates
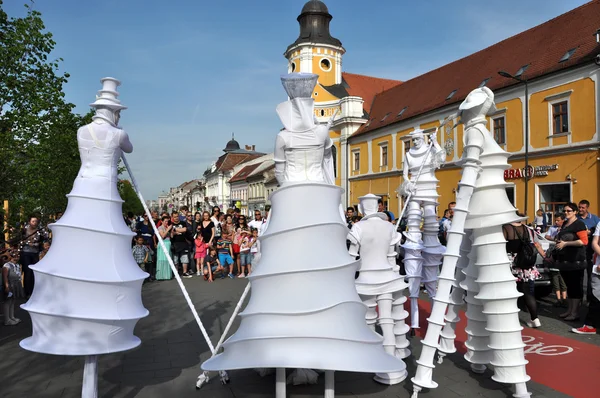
[283,1,599,224]
[348,68,600,223]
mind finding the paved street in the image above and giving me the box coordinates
[1,276,597,398]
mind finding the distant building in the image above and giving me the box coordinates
[204,135,264,212]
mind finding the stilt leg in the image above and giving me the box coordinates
[324,370,334,398]
[82,355,98,398]
[276,368,286,398]
[391,290,411,358]
[374,293,408,385]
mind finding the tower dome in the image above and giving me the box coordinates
[287,0,342,52]
[224,133,240,152]
[301,0,329,13]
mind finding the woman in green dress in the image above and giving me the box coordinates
[156,215,173,280]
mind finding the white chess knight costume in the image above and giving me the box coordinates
[348,194,410,385]
[21,77,147,397]
[202,73,403,395]
[400,128,446,330]
[411,87,531,398]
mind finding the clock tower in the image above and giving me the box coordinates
[284,0,345,87]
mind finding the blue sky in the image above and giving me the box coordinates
[4,0,589,199]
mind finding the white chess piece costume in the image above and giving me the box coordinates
[412,87,530,398]
[202,73,403,394]
[348,194,410,385]
[20,77,148,398]
[400,129,446,330]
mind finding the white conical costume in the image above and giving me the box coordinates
[400,128,446,330]
[21,77,147,355]
[412,87,530,398]
[348,194,410,385]
[202,73,403,395]
[21,78,148,397]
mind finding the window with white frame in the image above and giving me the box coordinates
[551,101,569,135]
[352,150,360,172]
[380,144,388,167]
[492,116,506,145]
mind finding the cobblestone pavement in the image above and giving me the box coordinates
[0,276,590,398]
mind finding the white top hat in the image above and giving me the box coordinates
[89,77,127,110]
[458,86,496,114]
[281,73,319,99]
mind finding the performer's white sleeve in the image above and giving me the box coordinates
[274,133,286,185]
[347,225,361,257]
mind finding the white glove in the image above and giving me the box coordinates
[400,180,417,196]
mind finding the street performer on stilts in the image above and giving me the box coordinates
[399,128,446,335]
[411,86,531,398]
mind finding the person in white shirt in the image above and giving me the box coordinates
[248,210,267,236]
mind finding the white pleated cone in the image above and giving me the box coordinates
[21,194,148,356]
[472,228,529,384]
[202,183,404,373]
[465,152,523,229]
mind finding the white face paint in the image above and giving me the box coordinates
[412,135,424,149]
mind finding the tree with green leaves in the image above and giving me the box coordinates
[0,1,88,223]
[118,180,144,216]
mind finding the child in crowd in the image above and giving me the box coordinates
[2,249,24,326]
[194,226,208,277]
[203,246,225,282]
[237,228,253,278]
[217,235,235,279]
[39,241,51,261]
[132,236,150,272]
[249,227,260,269]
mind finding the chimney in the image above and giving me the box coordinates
[252,145,255,151]
[245,145,252,150]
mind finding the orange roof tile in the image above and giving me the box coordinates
[229,163,261,183]
[342,72,402,113]
[354,0,600,137]
[215,153,262,173]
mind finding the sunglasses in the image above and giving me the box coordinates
[564,209,575,213]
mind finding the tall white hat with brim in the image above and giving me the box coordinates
[458,86,497,114]
[408,128,425,138]
[89,77,127,110]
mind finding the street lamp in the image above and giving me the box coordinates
[498,70,529,216]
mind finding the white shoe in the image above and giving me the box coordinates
[4,319,18,326]
[526,318,541,328]
[196,271,201,276]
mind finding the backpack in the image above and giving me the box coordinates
[513,225,537,270]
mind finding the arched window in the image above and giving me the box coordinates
[331,144,337,178]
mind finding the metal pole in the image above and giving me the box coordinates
[524,80,529,217]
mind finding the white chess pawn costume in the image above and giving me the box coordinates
[400,129,446,331]
[202,73,403,396]
[21,78,148,397]
[348,194,410,385]
[411,87,530,398]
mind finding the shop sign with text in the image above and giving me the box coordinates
[504,164,559,180]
